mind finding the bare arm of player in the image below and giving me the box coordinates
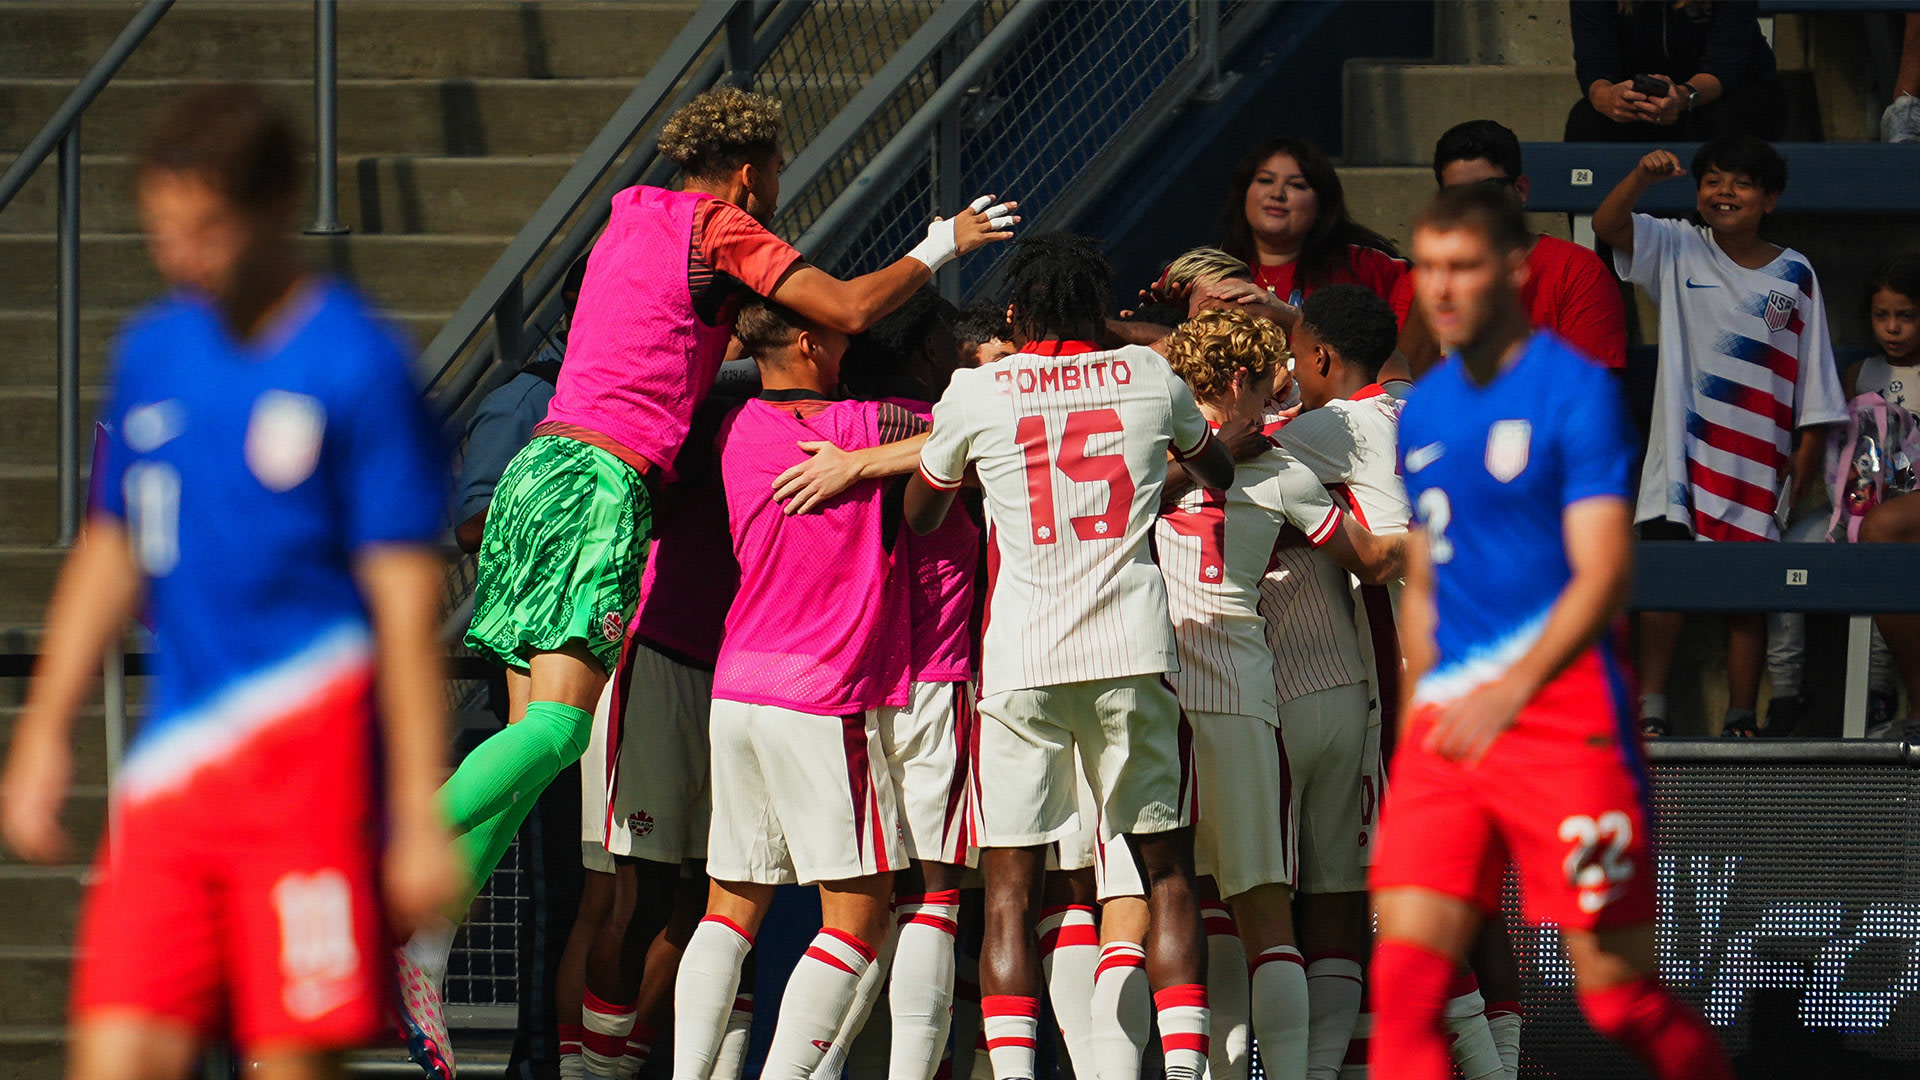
[773,433,931,516]
[903,472,958,536]
[1185,433,1236,491]
[1425,496,1633,765]
[769,198,1018,334]
[1592,150,1684,255]
[354,545,463,932]
[1396,527,1438,741]
[0,519,143,863]
[1319,516,1406,585]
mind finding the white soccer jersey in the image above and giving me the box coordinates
[919,340,1212,697]
[1262,388,1411,705]
[1156,444,1341,718]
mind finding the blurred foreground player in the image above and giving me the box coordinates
[0,86,459,1080]
[1368,185,1731,1080]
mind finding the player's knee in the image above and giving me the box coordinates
[1370,939,1456,1033]
[1577,976,1666,1043]
[1134,827,1197,888]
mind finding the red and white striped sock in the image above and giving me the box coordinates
[614,1024,656,1080]
[559,1022,586,1080]
[1249,946,1308,1080]
[1305,952,1365,1080]
[1038,904,1098,1076]
[1483,1000,1522,1080]
[1201,905,1250,1080]
[762,929,876,1080]
[713,992,755,1080]
[891,890,962,1080]
[1153,983,1211,1080]
[813,925,895,1080]
[582,989,638,1080]
[1090,942,1149,1080]
[673,916,754,1080]
[980,994,1041,1080]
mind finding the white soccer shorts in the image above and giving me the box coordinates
[603,642,716,866]
[1047,757,1101,873]
[972,674,1196,849]
[1278,681,1381,895]
[1190,709,1297,899]
[1094,832,1144,901]
[878,680,974,865]
[580,676,617,874]
[706,699,908,886]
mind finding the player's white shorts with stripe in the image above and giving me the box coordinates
[707,699,908,886]
[972,674,1195,848]
[1048,758,1101,873]
[1190,710,1297,899]
[581,677,617,874]
[1094,832,1144,901]
[878,680,974,865]
[1279,681,1381,895]
[605,642,715,866]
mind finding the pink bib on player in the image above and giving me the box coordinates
[543,186,735,479]
[891,398,979,683]
[714,398,912,713]
[631,478,736,667]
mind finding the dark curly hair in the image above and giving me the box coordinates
[1003,233,1112,342]
[1215,135,1399,294]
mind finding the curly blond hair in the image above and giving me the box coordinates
[1161,246,1252,291]
[657,87,784,181]
[1162,307,1289,402]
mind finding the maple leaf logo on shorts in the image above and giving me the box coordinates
[601,611,623,642]
[627,810,655,838]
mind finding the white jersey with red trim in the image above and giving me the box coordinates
[1261,385,1411,704]
[1156,442,1341,719]
[919,340,1213,697]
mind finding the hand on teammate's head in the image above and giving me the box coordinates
[951,194,1020,256]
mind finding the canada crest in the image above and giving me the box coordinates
[1485,419,1532,483]
[627,810,655,837]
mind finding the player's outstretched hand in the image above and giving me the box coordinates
[1423,677,1530,765]
[383,816,463,935]
[774,440,861,515]
[0,728,72,864]
[952,194,1019,256]
[1635,150,1684,182]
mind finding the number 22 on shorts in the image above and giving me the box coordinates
[1016,409,1135,544]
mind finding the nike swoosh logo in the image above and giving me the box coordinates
[1685,278,1719,289]
[1404,442,1445,473]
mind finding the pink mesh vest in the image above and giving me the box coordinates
[543,186,734,479]
[890,398,978,683]
[713,399,911,714]
[630,477,736,668]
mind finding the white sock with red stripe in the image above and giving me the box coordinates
[1484,1000,1522,1080]
[1250,946,1308,1080]
[1304,953,1364,1080]
[980,995,1040,1080]
[673,916,754,1080]
[762,929,877,1080]
[559,1023,586,1080]
[614,1024,655,1080]
[1201,905,1250,1080]
[1089,942,1149,1080]
[1153,983,1210,1080]
[812,925,896,1080]
[713,992,755,1080]
[582,989,638,1080]
[1443,971,1504,1080]
[891,890,961,1080]
[1037,904,1099,1076]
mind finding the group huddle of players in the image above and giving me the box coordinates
[0,85,1734,1080]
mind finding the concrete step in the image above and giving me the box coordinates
[0,709,110,789]
[0,1028,65,1080]
[0,77,637,157]
[1339,165,1575,255]
[0,544,63,624]
[0,947,73,1029]
[0,310,446,390]
[1433,0,1573,67]
[0,1,701,82]
[1,153,577,236]
[0,232,510,310]
[0,866,90,948]
[0,389,105,468]
[1343,62,1575,166]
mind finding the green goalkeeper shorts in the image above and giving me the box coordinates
[466,435,653,674]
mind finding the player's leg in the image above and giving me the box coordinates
[890,859,967,1080]
[67,1016,200,1080]
[620,874,707,1078]
[563,866,617,1079]
[584,858,678,1080]
[1562,925,1730,1080]
[1039,765,1102,1079]
[1634,611,1684,734]
[1295,891,1367,1080]
[1089,847,1150,1080]
[1368,888,1482,1080]
[977,846,1049,1080]
[1196,881,1251,1080]
[1129,830,1209,1080]
[757,874,895,1080]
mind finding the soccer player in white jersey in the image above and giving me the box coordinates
[1150,308,1403,1080]
[905,234,1236,1080]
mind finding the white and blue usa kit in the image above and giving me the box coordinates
[74,279,446,1048]
[1370,331,1658,930]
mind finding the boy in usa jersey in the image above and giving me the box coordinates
[1367,185,1731,1080]
[0,88,459,1080]
[905,235,1236,1080]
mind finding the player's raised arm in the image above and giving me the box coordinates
[1318,515,1406,585]
[770,196,1018,335]
[0,520,143,863]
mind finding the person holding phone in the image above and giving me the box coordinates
[1564,0,1786,142]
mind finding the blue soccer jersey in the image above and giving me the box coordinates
[1397,331,1633,706]
[93,280,446,799]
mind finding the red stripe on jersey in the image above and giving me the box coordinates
[1329,481,1370,530]
[918,463,963,492]
[1687,457,1777,514]
[1305,504,1342,547]
[1690,416,1783,468]
[1021,340,1101,356]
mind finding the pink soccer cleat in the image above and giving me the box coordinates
[395,948,457,1080]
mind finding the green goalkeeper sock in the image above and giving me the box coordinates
[440,698,594,845]
[454,797,544,911]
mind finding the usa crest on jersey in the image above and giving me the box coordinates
[1485,419,1532,483]
[1764,290,1796,334]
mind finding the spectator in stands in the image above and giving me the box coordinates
[453,253,589,553]
[1594,135,1845,737]
[1399,119,1629,377]
[1214,135,1411,325]
[1851,255,1920,739]
[1886,12,1920,143]
[1565,0,1786,143]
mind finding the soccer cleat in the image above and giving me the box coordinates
[396,948,458,1080]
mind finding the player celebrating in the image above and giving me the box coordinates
[0,86,458,1080]
[905,234,1235,1080]
[1368,185,1731,1079]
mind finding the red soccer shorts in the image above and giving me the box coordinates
[1369,648,1656,932]
[72,666,392,1051]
